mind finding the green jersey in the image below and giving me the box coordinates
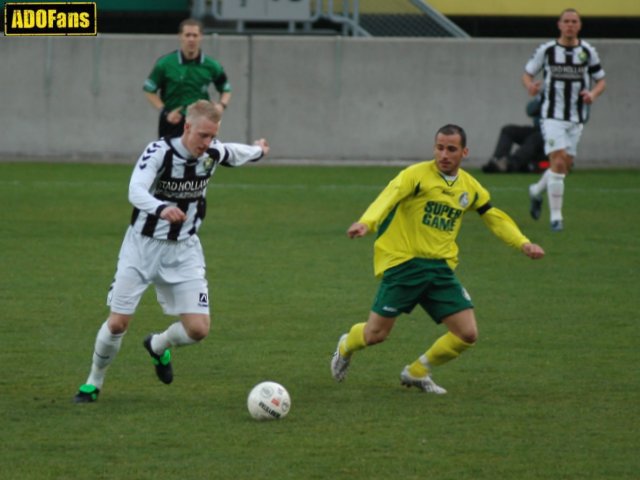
[359,160,530,277]
[143,50,231,114]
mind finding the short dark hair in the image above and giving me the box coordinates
[179,18,203,34]
[559,8,580,20]
[436,124,467,148]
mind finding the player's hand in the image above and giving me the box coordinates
[527,80,542,96]
[580,89,595,104]
[347,222,369,238]
[166,107,183,125]
[254,138,270,156]
[160,206,187,223]
[522,242,545,259]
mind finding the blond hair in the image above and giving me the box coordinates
[185,100,223,124]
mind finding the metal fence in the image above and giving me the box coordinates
[190,0,468,37]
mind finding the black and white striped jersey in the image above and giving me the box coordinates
[525,40,605,123]
[129,136,263,241]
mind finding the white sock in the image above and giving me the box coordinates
[547,171,566,222]
[418,354,433,374]
[151,321,196,354]
[86,320,125,389]
[530,169,552,198]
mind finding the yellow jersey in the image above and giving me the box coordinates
[359,160,530,277]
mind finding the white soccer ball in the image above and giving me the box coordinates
[247,381,291,420]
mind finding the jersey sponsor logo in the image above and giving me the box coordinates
[198,293,209,307]
[4,2,97,36]
[422,201,463,232]
[155,178,210,200]
[549,64,588,81]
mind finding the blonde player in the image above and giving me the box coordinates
[331,124,544,394]
[74,101,269,403]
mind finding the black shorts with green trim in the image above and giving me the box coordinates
[371,258,473,323]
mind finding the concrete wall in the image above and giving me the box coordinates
[0,34,638,167]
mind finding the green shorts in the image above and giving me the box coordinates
[371,258,473,323]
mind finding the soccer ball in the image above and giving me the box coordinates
[247,381,291,420]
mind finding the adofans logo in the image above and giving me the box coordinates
[4,2,97,36]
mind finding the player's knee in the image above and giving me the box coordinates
[442,309,478,344]
[549,151,570,174]
[107,313,131,334]
[364,325,392,345]
[187,325,209,342]
[554,163,569,174]
[456,327,478,345]
[183,315,210,341]
[363,313,396,345]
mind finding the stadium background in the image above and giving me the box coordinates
[1,4,638,479]
[1,0,638,167]
[58,0,640,37]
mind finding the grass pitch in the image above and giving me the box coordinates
[0,162,638,479]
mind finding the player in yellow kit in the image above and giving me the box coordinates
[331,124,545,394]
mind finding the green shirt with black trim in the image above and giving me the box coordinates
[143,50,231,114]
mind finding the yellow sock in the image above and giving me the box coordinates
[407,358,429,378]
[339,323,366,357]
[407,331,474,377]
[426,331,473,366]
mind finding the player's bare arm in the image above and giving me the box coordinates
[347,222,369,238]
[144,91,163,110]
[143,91,183,125]
[522,73,541,96]
[522,242,545,259]
[580,78,606,105]
[219,92,232,110]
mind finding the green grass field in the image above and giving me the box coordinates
[1,162,638,479]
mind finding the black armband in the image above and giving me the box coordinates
[476,203,492,215]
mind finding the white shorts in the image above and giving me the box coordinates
[540,118,583,157]
[107,227,210,316]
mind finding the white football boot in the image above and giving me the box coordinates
[400,366,447,394]
[330,334,350,382]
